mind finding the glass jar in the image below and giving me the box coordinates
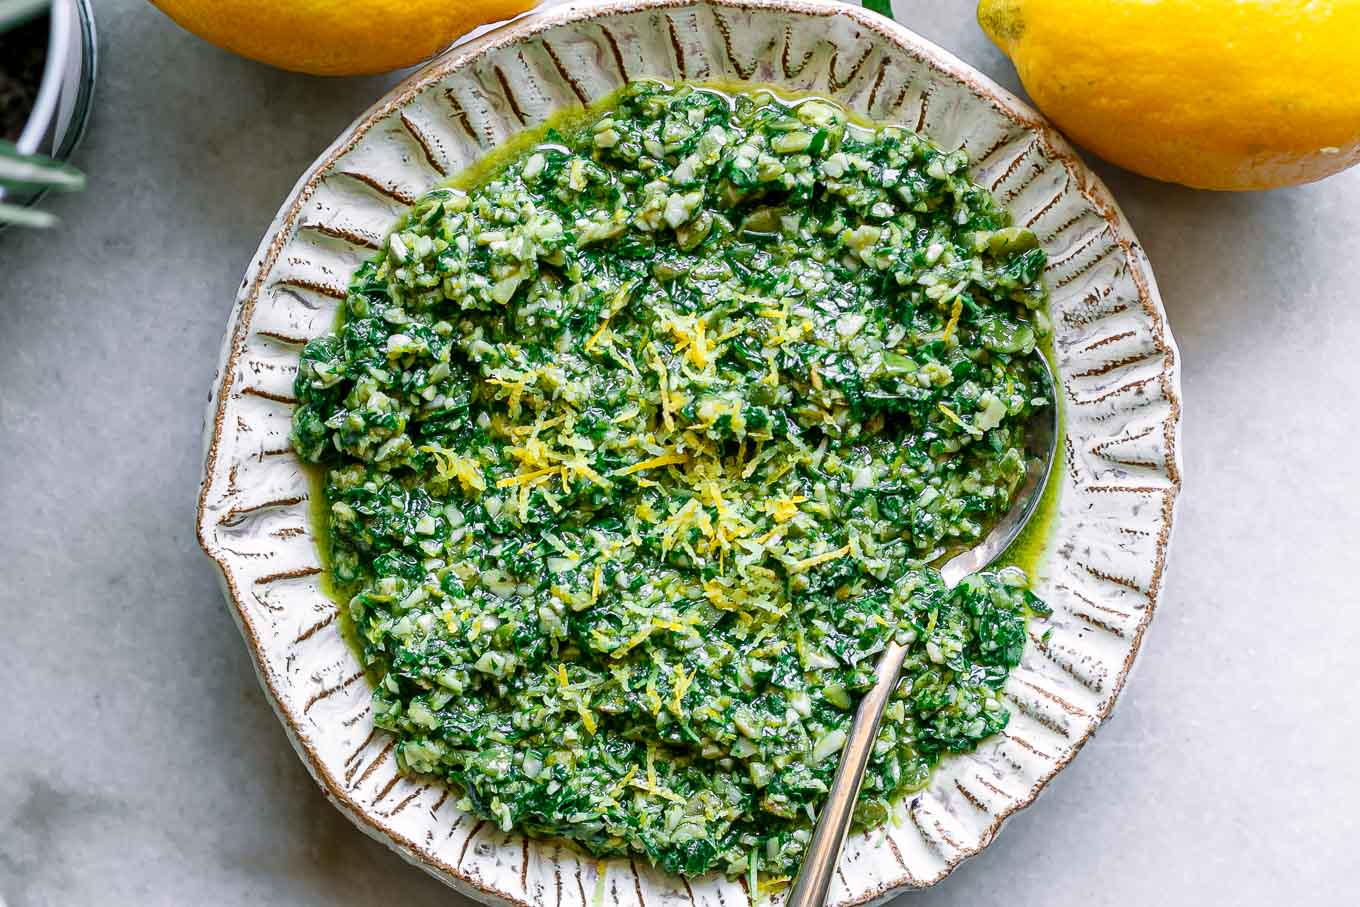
[3,0,97,210]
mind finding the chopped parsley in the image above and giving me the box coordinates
[292,81,1052,880]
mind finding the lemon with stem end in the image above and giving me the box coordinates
[978,0,1360,190]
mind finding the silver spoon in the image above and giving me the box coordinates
[785,353,1059,907]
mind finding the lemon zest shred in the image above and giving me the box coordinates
[715,323,744,343]
[629,776,687,804]
[789,543,852,573]
[688,318,708,369]
[671,665,697,714]
[585,319,613,352]
[767,460,797,484]
[754,526,784,546]
[610,765,638,798]
[576,701,596,734]
[937,403,982,436]
[645,673,662,715]
[702,579,741,612]
[651,354,675,432]
[742,441,769,479]
[614,452,688,476]
[770,495,806,523]
[485,375,529,418]
[585,280,639,352]
[495,466,557,489]
[764,355,779,387]
[942,295,964,342]
[612,622,656,658]
[569,459,614,489]
[422,445,487,495]
[661,498,700,553]
[510,414,564,437]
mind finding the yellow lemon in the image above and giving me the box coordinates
[151,0,539,77]
[978,0,1360,190]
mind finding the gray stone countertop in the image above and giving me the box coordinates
[2,2,1356,904]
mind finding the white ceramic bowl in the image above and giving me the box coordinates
[197,2,1182,903]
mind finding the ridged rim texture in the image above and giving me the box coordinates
[196,2,1182,904]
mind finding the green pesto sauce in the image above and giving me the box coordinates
[310,374,1061,662]
[438,82,1062,583]
[293,81,1058,881]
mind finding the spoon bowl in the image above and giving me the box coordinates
[939,354,1060,587]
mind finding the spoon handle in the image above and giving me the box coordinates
[784,640,910,907]
[786,354,1057,906]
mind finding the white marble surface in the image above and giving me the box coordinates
[1,2,1356,905]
